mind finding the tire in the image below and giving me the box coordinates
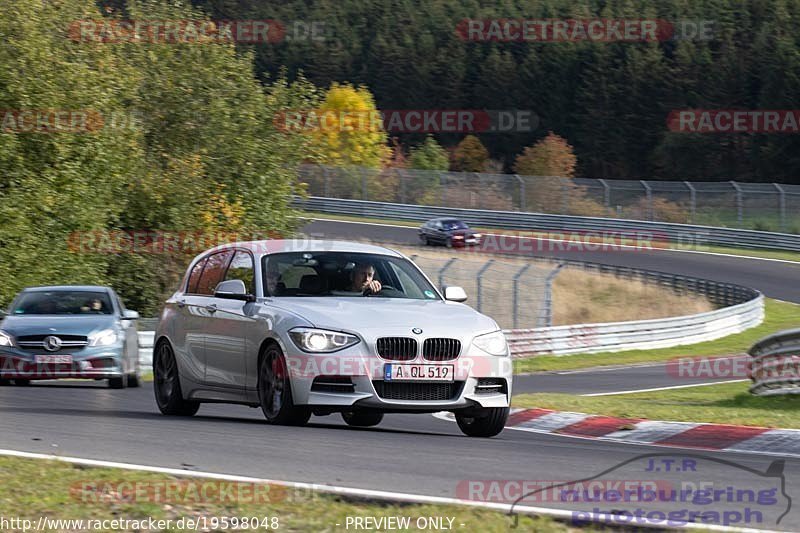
[127,363,141,388]
[455,407,509,438]
[258,344,310,426]
[342,411,384,427]
[108,374,127,389]
[153,341,199,416]
[13,379,31,386]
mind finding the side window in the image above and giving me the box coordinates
[224,250,255,294]
[196,251,233,295]
[186,258,207,294]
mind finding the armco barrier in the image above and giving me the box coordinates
[296,196,800,252]
[748,329,800,396]
[505,295,763,357]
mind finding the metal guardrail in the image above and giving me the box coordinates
[748,330,800,396]
[506,296,763,357]
[296,196,800,252]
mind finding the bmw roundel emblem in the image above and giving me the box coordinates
[412,328,423,335]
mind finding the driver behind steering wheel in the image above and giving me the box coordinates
[350,262,382,295]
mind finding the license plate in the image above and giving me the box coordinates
[384,364,454,382]
[35,354,73,364]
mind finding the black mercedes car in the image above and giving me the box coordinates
[419,218,482,248]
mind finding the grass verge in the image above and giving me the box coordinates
[301,211,800,263]
[514,299,800,374]
[513,381,800,429]
[0,457,566,532]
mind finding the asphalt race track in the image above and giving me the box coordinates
[302,218,800,303]
[2,382,799,530]
[1,218,799,530]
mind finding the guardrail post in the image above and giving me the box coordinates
[731,181,743,226]
[475,259,495,313]
[599,179,611,214]
[512,264,532,329]
[684,181,696,223]
[640,180,653,221]
[514,174,526,212]
[774,183,786,232]
[438,257,457,289]
[540,263,565,327]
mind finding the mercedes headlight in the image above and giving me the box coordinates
[473,330,508,356]
[289,328,360,353]
[0,330,12,347]
[90,329,118,347]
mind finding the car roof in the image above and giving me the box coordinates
[203,239,404,257]
[23,285,111,292]
[427,217,466,223]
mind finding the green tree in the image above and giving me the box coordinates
[409,135,449,170]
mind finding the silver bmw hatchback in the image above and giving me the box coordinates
[154,240,512,437]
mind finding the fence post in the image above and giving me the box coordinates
[774,183,786,232]
[512,264,532,329]
[540,263,565,327]
[561,178,569,214]
[438,172,445,206]
[514,174,526,212]
[475,172,483,209]
[361,168,368,201]
[684,180,696,223]
[438,257,457,289]
[322,166,330,197]
[475,259,495,313]
[640,180,653,221]
[599,179,611,215]
[731,181,743,226]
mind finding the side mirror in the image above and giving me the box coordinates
[121,309,139,320]
[443,286,467,302]
[214,279,256,302]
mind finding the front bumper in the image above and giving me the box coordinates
[284,341,512,413]
[0,346,126,380]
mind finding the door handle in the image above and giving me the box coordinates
[205,304,217,313]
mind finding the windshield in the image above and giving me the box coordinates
[262,252,440,300]
[10,291,114,315]
[443,220,468,230]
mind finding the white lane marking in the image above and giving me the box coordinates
[0,448,747,532]
[309,217,800,265]
[581,379,750,397]
[519,355,747,376]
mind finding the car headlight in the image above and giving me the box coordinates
[0,330,13,347]
[289,327,360,353]
[90,329,118,347]
[473,233,482,239]
[473,330,508,356]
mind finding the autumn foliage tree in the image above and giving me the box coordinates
[514,132,604,215]
[450,135,489,172]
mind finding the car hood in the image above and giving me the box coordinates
[266,297,498,333]
[0,315,119,337]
